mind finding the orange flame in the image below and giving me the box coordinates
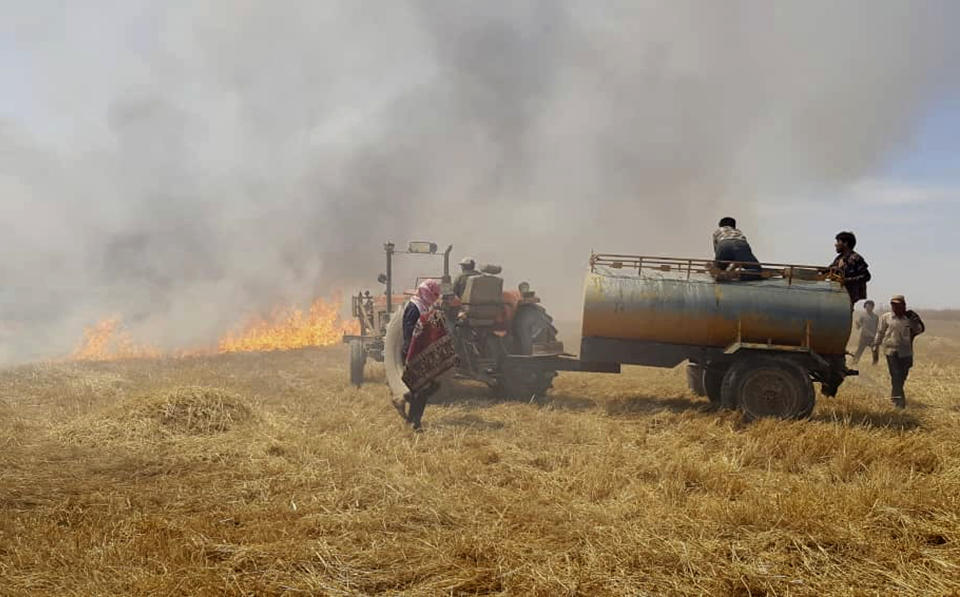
[218,295,358,353]
[68,294,360,361]
[70,318,162,361]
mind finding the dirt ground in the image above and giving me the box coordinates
[2,321,959,595]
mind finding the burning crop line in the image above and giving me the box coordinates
[218,296,358,354]
[70,317,163,361]
[68,296,359,362]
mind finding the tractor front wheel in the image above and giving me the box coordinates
[349,340,366,387]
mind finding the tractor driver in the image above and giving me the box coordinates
[453,257,480,298]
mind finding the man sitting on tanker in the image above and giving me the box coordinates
[712,217,762,280]
[826,231,871,304]
[453,257,481,298]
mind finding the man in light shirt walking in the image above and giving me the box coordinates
[850,300,879,364]
[873,295,925,409]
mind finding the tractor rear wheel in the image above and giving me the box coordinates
[720,355,814,420]
[499,307,558,401]
[349,339,366,387]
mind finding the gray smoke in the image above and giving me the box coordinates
[2,0,959,362]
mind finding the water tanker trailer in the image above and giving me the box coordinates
[578,253,854,419]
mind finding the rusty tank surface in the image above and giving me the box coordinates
[582,261,851,358]
[578,254,855,420]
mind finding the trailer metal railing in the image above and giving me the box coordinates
[589,253,839,285]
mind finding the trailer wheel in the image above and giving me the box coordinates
[349,339,366,387]
[703,365,726,405]
[686,363,706,397]
[720,356,814,420]
[500,306,557,401]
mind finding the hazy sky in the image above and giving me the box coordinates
[2,1,959,362]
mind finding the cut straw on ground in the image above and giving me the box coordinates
[1,325,959,595]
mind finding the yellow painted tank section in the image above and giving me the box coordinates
[581,270,852,355]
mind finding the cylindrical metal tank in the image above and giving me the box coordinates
[581,269,852,356]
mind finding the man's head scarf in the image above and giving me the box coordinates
[410,279,441,314]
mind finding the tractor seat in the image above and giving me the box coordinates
[461,274,503,321]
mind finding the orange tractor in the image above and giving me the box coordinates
[343,241,565,400]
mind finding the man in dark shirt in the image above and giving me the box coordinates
[828,231,871,304]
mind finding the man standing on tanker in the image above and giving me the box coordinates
[827,231,871,304]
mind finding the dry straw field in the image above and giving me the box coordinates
[2,318,960,595]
